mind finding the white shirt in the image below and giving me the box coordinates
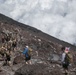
[61,53,66,62]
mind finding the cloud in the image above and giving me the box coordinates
[0,0,76,45]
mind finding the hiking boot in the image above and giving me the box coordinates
[29,61,32,65]
[26,62,28,64]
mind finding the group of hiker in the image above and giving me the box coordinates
[0,31,33,66]
[0,32,17,66]
[22,45,74,74]
[0,28,74,75]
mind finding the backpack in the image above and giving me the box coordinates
[64,52,73,64]
[28,48,32,56]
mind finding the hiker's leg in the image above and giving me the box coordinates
[25,56,32,64]
[62,63,66,73]
[28,56,32,64]
[65,65,69,75]
[5,60,8,65]
[25,57,28,64]
[5,59,7,65]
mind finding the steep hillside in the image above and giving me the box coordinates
[0,14,76,75]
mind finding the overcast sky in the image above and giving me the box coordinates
[0,0,76,45]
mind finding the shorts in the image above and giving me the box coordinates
[62,62,69,70]
[25,56,31,61]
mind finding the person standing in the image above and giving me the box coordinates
[23,46,32,64]
[61,47,73,74]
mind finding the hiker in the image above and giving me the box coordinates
[1,34,5,43]
[61,47,73,74]
[12,39,17,51]
[7,45,11,53]
[7,40,13,52]
[0,45,6,58]
[23,46,32,64]
[5,50,11,66]
[8,39,12,47]
[5,34,10,42]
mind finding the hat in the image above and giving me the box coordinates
[26,45,28,48]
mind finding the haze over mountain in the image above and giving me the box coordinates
[0,0,76,45]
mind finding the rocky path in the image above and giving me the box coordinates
[0,62,24,75]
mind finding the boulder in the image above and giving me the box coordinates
[14,63,51,75]
[13,55,24,64]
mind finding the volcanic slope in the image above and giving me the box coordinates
[0,14,76,75]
